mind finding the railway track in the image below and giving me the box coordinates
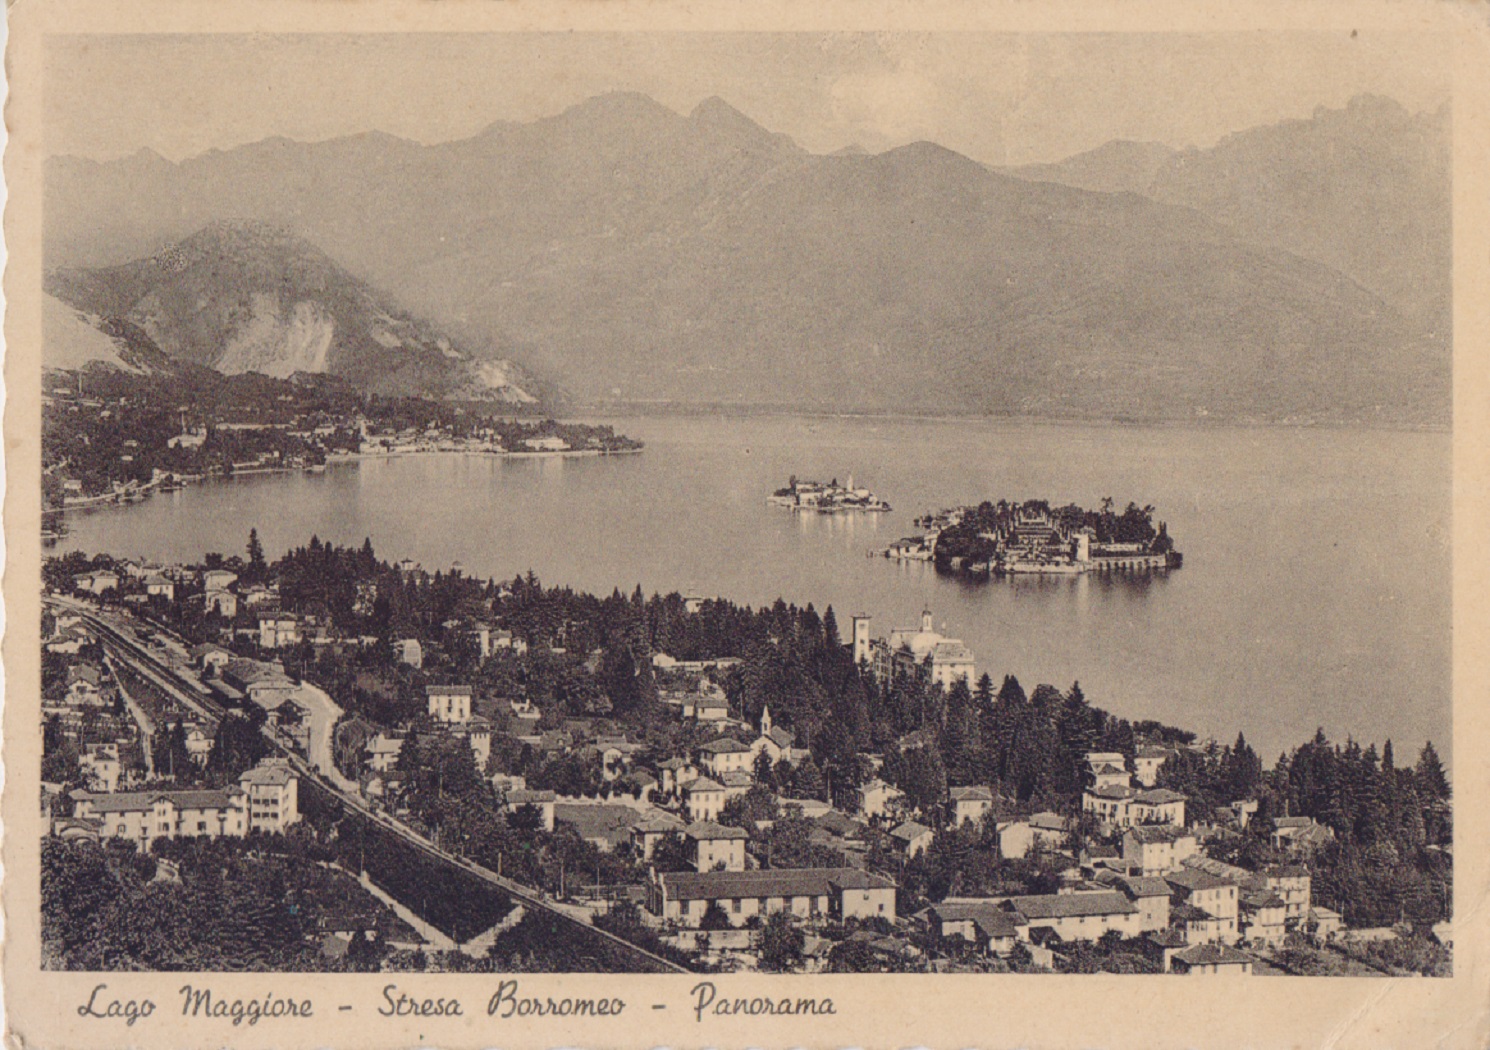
[46,595,690,973]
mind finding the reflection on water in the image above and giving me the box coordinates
[56,416,1450,761]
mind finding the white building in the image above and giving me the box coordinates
[860,610,975,688]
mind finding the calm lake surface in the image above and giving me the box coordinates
[58,415,1451,762]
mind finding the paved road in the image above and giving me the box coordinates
[290,681,358,793]
[46,594,687,973]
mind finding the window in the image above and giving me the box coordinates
[732,899,742,914]
[197,821,207,831]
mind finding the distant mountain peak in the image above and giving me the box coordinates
[689,95,799,153]
[690,95,755,129]
[558,91,681,125]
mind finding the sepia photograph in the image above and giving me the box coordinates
[6,3,1489,1047]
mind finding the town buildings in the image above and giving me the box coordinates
[69,757,300,846]
[649,867,896,929]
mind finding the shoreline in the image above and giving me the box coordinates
[570,402,1451,436]
[46,445,646,519]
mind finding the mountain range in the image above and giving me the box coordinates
[45,92,1451,423]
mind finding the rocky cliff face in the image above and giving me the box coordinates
[45,221,539,402]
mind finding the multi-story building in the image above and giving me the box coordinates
[854,610,975,688]
[649,867,896,929]
[1083,785,1186,830]
[950,786,994,826]
[684,776,726,822]
[1122,824,1199,875]
[426,684,472,724]
[257,613,301,649]
[685,821,748,872]
[72,758,299,846]
[1132,746,1176,787]
[1165,869,1240,944]
[698,737,753,778]
[238,757,299,833]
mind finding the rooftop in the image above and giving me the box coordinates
[950,786,994,802]
[80,788,239,814]
[659,867,891,902]
[927,901,1021,939]
[1134,789,1187,805]
[1006,892,1137,920]
[685,820,749,841]
[1173,943,1254,967]
[1166,869,1235,893]
[1127,824,1194,845]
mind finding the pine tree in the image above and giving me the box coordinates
[246,528,267,582]
[1415,741,1450,801]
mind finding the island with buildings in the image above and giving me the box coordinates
[881,498,1181,577]
[768,476,891,514]
[40,539,1448,976]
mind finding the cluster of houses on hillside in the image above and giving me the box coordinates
[45,577,1363,974]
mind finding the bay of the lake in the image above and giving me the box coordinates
[57,415,1450,763]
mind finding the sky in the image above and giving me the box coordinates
[45,32,1451,166]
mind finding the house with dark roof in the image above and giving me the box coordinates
[923,900,1022,957]
[1166,869,1240,944]
[949,785,994,827]
[698,737,753,778]
[426,684,473,724]
[649,867,895,928]
[1239,890,1288,946]
[1122,824,1199,876]
[996,811,1070,859]
[685,820,748,871]
[1083,783,1186,831]
[684,776,726,822]
[1003,890,1142,942]
[1113,874,1173,931]
[1170,942,1255,975]
[630,809,686,860]
[1270,816,1335,854]
[554,803,640,852]
[1132,745,1176,787]
[890,820,934,858]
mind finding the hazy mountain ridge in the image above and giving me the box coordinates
[1005,95,1450,329]
[45,221,539,402]
[45,92,1450,424]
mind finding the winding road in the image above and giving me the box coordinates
[45,594,687,973]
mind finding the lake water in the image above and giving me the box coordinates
[57,415,1451,763]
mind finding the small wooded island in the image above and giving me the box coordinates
[882,498,1181,577]
[768,476,891,513]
